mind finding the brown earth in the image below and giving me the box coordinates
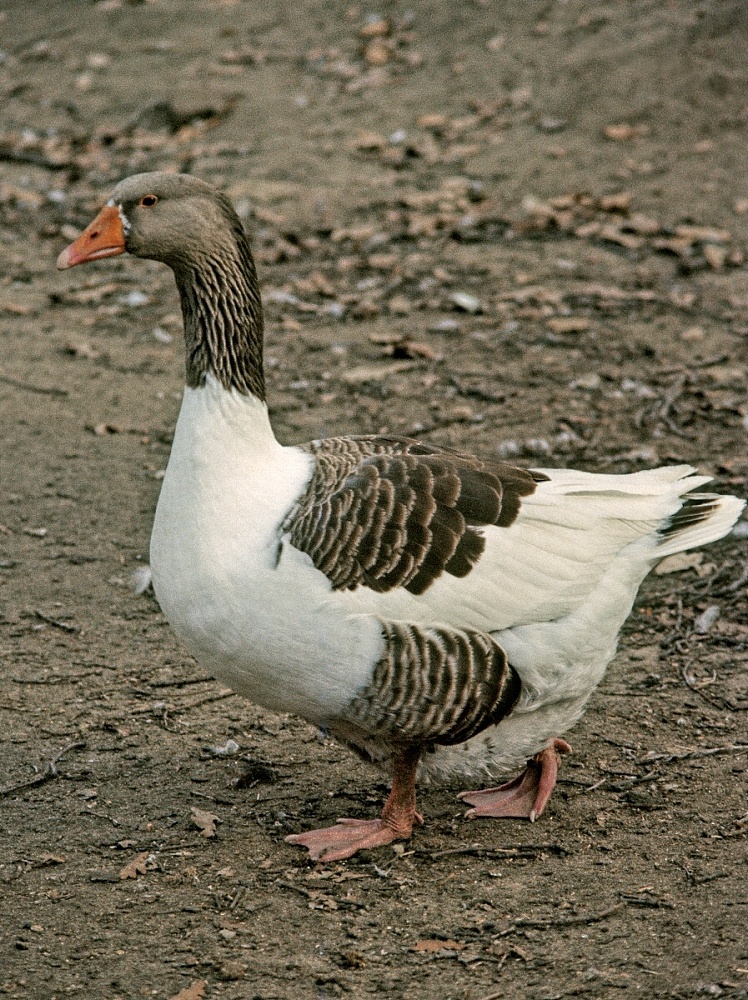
[1,2,747,998]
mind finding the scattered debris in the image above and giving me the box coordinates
[206,739,240,757]
[0,742,86,799]
[448,291,482,313]
[413,938,466,953]
[191,806,221,838]
[119,851,156,880]
[693,605,720,634]
[168,982,207,1000]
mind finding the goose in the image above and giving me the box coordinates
[57,172,745,862]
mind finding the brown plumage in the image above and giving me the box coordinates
[286,435,546,595]
[340,620,521,750]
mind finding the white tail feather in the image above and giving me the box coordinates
[654,493,745,559]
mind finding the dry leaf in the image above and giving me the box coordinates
[598,192,632,212]
[448,291,482,313]
[387,294,412,315]
[0,301,34,315]
[191,806,220,838]
[63,341,100,359]
[413,938,466,953]
[351,130,387,151]
[169,981,207,1000]
[625,212,661,235]
[680,326,705,342]
[342,360,418,383]
[364,40,390,66]
[214,961,245,981]
[417,112,449,130]
[604,123,648,141]
[703,245,728,270]
[119,851,151,880]
[360,16,390,38]
[546,317,590,334]
[598,224,645,250]
[60,281,120,305]
[37,853,66,865]
[674,224,730,244]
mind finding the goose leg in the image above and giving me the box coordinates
[286,746,423,862]
[458,738,571,822]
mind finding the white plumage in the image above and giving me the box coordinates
[150,378,743,787]
[57,171,745,861]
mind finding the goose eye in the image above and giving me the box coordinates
[140,194,158,207]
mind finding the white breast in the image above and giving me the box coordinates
[149,376,383,723]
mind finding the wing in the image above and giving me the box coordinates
[284,435,544,596]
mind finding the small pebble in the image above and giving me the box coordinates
[119,290,149,307]
[448,291,482,314]
[208,739,240,757]
[429,318,460,333]
[693,605,720,634]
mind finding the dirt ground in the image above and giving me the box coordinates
[1,2,747,998]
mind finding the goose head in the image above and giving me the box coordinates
[57,172,245,270]
[56,172,265,398]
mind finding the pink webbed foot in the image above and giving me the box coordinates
[458,738,571,822]
[285,812,424,863]
[286,746,423,862]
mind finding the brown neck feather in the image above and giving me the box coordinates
[173,225,265,400]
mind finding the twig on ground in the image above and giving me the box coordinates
[190,789,238,807]
[635,743,748,766]
[658,373,692,438]
[148,677,213,688]
[585,768,659,793]
[621,894,674,909]
[34,610,80,633]
[660,355,729,374]
[277,879,365,910]
[496,902,624,937]
[0,741,86,798]
[680,665,725,709]
[721,561,748,594]
[174,690,238,712]
[0,375,68,397]
[429,842,567,860]
[130,689,236,717]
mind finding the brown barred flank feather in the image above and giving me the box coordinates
[285,435,544,594]
[340,620,521,748]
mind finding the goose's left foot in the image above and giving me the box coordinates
[286,747,422,862]
[285,812,424,862]
[458,738,571,822]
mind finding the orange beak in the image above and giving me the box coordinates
[56,204,127,269]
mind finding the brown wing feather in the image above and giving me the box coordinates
[285,434,545,595]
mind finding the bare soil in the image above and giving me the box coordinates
[1,2,747,998]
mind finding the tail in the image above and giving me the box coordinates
[531,462,745,560]
[655,487,745,559]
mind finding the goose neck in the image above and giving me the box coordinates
[174,237,265,400]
